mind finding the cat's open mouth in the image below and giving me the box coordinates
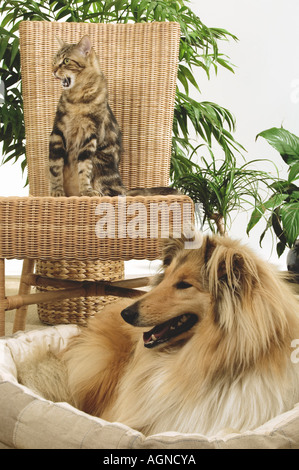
[62,77,72,88]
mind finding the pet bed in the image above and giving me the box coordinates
[0,326,299,449]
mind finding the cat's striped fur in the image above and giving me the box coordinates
[49,35,126,197]
[49,35,179,198]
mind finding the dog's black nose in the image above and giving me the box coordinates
[121,303,139,325]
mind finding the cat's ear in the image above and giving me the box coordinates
[77,35,92,56]
[55,36,66,48]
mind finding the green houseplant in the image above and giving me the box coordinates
[0,0,240,181]
[174,147,274,236]
[247,127,299,260]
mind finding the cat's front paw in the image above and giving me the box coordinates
[51,189,65,197]
[80,189,101,197]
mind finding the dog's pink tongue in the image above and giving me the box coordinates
[143,323,170,344]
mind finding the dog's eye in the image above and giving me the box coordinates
[176,281,192,290]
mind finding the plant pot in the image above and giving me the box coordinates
[287,240,299,274]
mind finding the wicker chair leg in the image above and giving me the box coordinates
[13,259,35,333]
[0,259,5,337]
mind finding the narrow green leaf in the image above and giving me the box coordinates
[178,64,200,92]
[177,69,189,94]
[0,36,9,62]
[9,39,19,67]
[276,241,286,257]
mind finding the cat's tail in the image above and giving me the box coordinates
[126,187,180,196]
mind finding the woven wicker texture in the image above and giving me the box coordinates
[35,258,124,326]
[19,21,181,196]
[0,21,194,331]
[0,195,193,261]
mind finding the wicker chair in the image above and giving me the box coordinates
[0,21,193,336]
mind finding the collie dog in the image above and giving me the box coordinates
[19,235,299,436]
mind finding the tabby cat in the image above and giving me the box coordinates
[49,35,178,198]
[49,35,126,197]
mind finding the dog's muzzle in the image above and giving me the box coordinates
[121,302,139,326]
[121,303,198,349]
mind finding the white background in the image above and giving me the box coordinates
[1,0,299,274]
[189,0,299,269]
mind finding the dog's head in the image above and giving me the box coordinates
[121,234,293,356]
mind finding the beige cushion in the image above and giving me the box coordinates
[1,326,299,449]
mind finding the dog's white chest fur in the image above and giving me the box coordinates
[104,342,299,436]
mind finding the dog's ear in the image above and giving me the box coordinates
[161,237,185,267]
[203,236,216,266]
[203,236,256,292]
[204,237,263,330]
[203,237,225,292]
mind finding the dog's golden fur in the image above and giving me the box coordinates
[19,234,299,436]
